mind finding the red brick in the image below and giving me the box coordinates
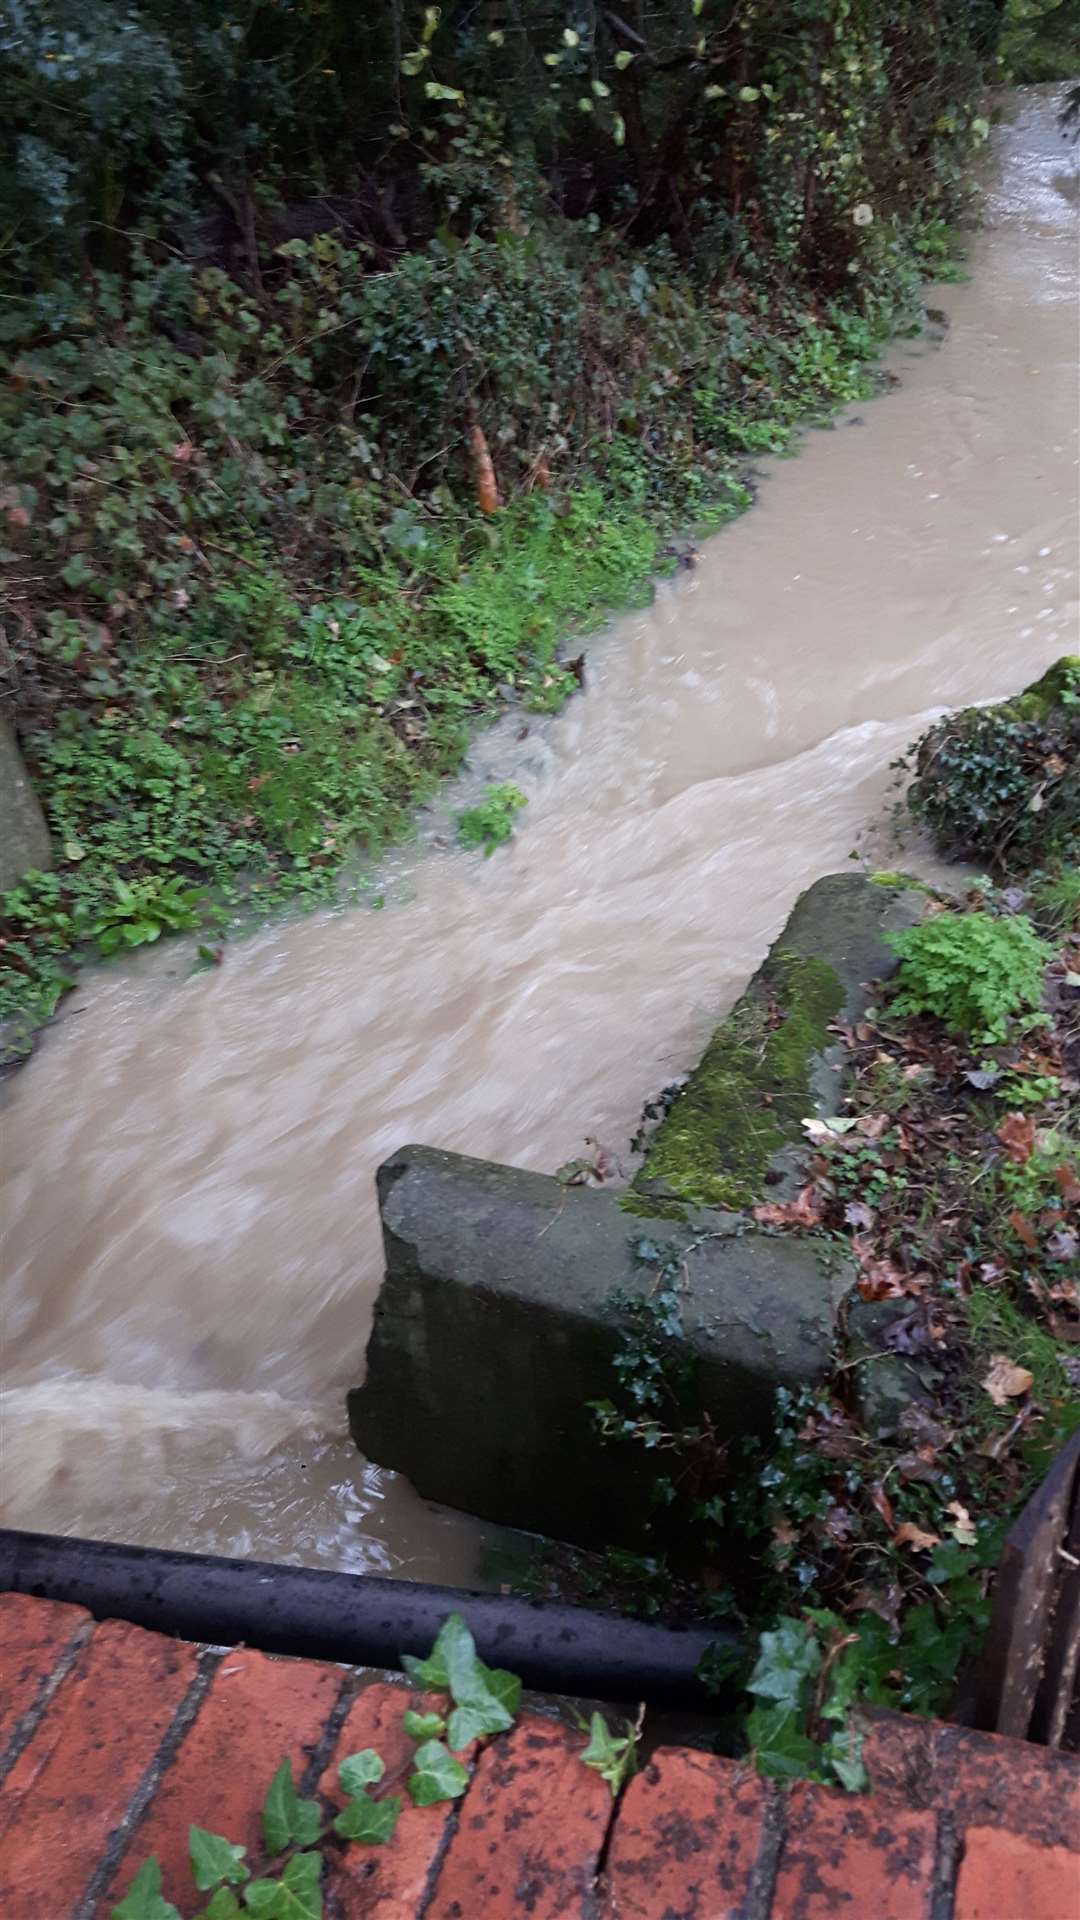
[772,1781,936,1920]
[318,1680,456,1917]
[860,1707,1080,1852]
[604,1747,768,1920]
[104,1644,343,1916]
[0,1591,91,1758]
[954,1825,1079,1920]
[0,1618,197,1920]
[426,1715,611,1920]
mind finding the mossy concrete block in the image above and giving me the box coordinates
[349,1146,852,1548]
[634,873,926,1213]
[0,720,51,892]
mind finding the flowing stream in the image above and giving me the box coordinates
[2,90,1077,1584]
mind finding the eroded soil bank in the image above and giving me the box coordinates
[2,90,1077,1581]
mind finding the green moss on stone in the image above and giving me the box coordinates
[635,951,845,1210]
[616,1190,691,1223]
[1013,656,1079,723]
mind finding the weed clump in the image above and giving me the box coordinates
[886,909,1052,1044]
[456,784,527,857]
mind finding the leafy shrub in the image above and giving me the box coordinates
[1,4,1006,1039]
[886,910,1052,1043]
[904,659,1080,872]
[1000,0,1080,80]
[456,783,526,856]
[91,875,213,954]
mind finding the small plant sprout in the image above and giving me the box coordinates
[456,782,527,855]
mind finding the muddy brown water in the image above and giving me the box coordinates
[2,91,1077,1584]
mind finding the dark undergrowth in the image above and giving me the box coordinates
[1,1,1000,1056]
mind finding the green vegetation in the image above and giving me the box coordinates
[456,782,527,856]
[1,3,1005,1048]
[886,908,1053,1043]
[902,657,1080,872]
[112,1611,636,1917]
[1000,0,1080,78]
[636,952,844,1208]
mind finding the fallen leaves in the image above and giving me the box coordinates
[753,1183,822,1229]
[1009,1209,1038,1252]
[851,1237,930,1302]
[802,1116,858,1144]
[894,1521,940,1552]
[870,1483,895,1531]
[945,1500,977,1547]
[981,1353,1034,1407]
[844,1200,875,1231]
[1055,1163,1080,1206]
[996,1111,1036,1164]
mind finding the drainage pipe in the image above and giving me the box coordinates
[0,1528,735,1708]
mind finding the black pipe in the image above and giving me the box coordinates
[0,1529,734,1708]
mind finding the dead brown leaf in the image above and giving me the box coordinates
[893,1521,940,1552]
[1054,1164,1080,1206]
[852,1584,902,1631]
[946,1500,977,1546]
[871,1483,895,1531]
[753,1182,822,1229]
[996,1111,1036,1165]
[1009,1209,1038,1252]
[844,1200,875,1231]
[982,1353,1034,1407]
[896,1448,943,1484]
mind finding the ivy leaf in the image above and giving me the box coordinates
[198,1893,241,1920]
[444,1620,514,1745]
[337,1750,384,1797]
[401,1629,451,1691]
[746,1619,822,1708]
[477,1665,522,1719]
[402,1709,447,1741]
[241,1883,282,1916]
[261,1760,321,1856]
[242,1855,323,1920]
[822,1726,869,1794]
[580,1712,636,1797]
[333,1793,401,1844]
[189,1828,249,1892]
[746,1701,823,1781]
[927,1539,974,1585]
[111,1859,181,1920]
[276,1853,323,1919]
[402,1613,517,1744]
[407,1740,469,1806]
